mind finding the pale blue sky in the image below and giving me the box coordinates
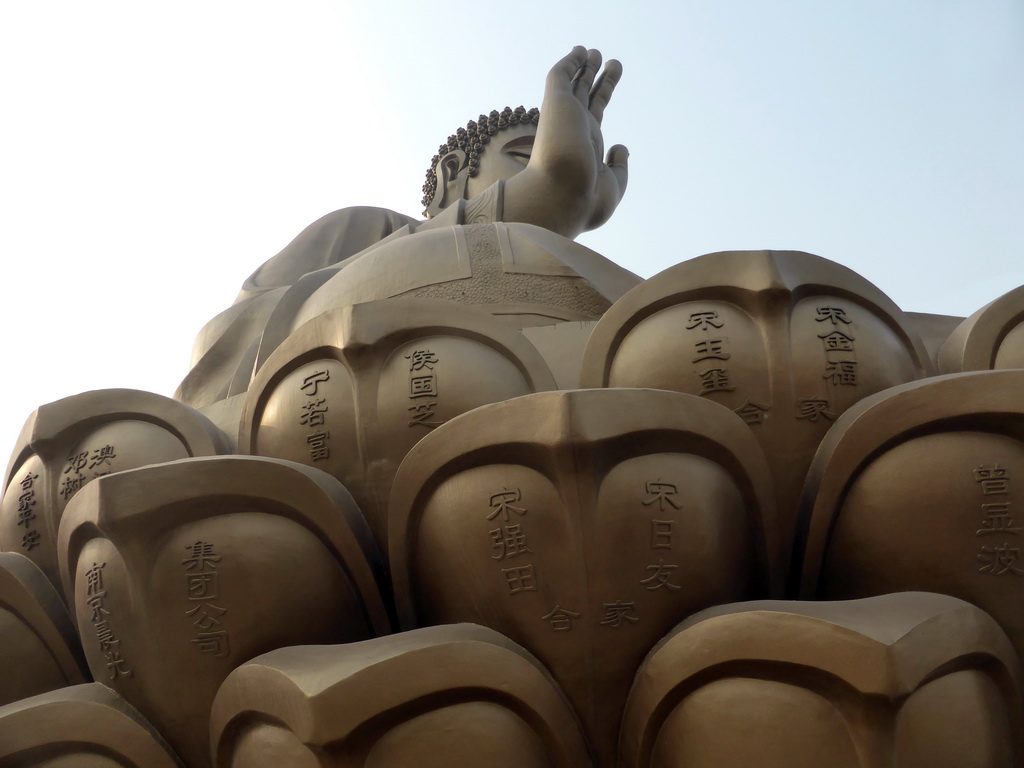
[1,0,1022,461]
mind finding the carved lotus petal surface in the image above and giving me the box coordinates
[0,682,185,767]
[0,552,87,706]
[620,593,1022,768]
[580,250,932,568]
[58,455,390,768]
[241,298,555,549]
[211,624,591,768]
[1,389,229,591]
[800,370,1024,664]
[939,284,1024,372]
[390,388,776,765]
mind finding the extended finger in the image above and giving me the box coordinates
[589,59,622,124]
[547,46,589,96]
[571,48,602,106]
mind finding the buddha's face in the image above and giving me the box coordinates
[463,122,536,200]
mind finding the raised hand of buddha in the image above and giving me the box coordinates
[503,46,629,239]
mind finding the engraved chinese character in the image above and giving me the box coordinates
[978,544,1024,576]
[306,431,330,460]
[698,368,734,395]
[64,451,89,475]
[977,503,1021,535]
[642,482,681,512]
[541,605,581,631]
[487,488,527,522]
[21,530,41,551]
[186,571,221,600]
[88,445,117,469]
[686,311,723,331]
[15,482,38,525]
[490,524,531,559]
[17,488,36,510]
[85,562,106,597]
[15,507,35,528]
[191,630,230,658]
[408,402,441,428]
[600,601,638,627]
[104,650,132,678]
[815,307,851,325]
[796,398,837,422]
[651,520,673,549]
[501,564,537,594]
[818,330,855,352]
[187,604,228,629]
[86,595,111,623]
[409,374,438,398]
[974,465,1009,496]
[300,369,330,396]
[16,499,36,527]
[823,360,857,386]
[640,559,682,591]
[94,621,120,652]
[692,338,730,363]
[299,398,328,427]
[58,474,85,500]
[182,541,221,571]
[734,400,770,425]
[406,349,439,371]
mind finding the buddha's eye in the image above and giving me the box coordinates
[502,134,535,164]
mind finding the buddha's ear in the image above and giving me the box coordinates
[425,148,468,218]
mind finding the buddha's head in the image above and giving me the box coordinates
[421,106,539,217]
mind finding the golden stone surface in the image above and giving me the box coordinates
[3,45,1023,768]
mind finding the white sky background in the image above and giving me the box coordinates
[1,0,1022,462]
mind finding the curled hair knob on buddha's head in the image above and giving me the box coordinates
[422,106,540,216]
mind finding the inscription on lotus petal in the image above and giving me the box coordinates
[182,541,231,657]
[974,464,1023,576]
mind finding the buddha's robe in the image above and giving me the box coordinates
[175,184,639,407]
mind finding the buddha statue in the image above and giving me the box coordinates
[176,48,638,411]
[7,43,1024,768]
